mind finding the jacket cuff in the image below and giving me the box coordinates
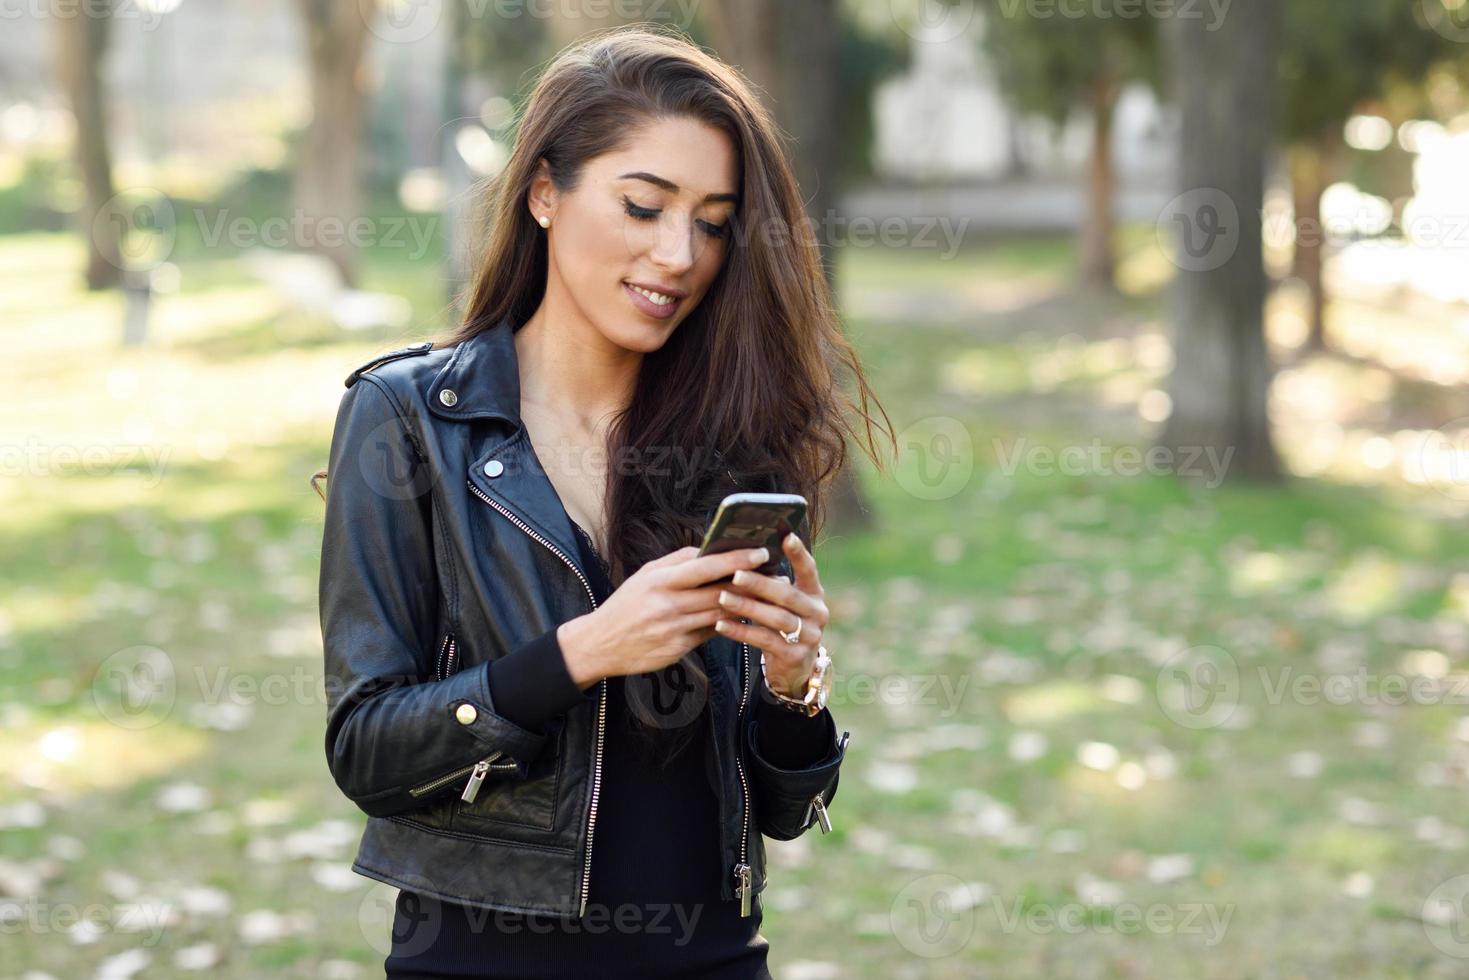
[752,691,833,769]
[483,626,596,734]
[746,705,844,796]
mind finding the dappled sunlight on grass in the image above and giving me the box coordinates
[1001,681,1110,725]
[0,717,208,802]
[1326,553,1405,621]
[6,227,1469,977]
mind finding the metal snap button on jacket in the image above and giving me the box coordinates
[454,703,477,725]
[438,388,458,407]
[484,459,504,478]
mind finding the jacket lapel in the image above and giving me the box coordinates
[431,317,587,574]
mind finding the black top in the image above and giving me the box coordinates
[385,523,831,979]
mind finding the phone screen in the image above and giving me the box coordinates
[697,493,807,582]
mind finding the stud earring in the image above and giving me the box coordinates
[538,215,551,228]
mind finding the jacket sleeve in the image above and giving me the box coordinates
[319,375,557,819]
[740,498,849,842]
[745,706,848,841]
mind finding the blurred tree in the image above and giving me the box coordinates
[980,0,1158,290]
[294,0,373,287]
[1280,1,1458,351]
[52,0,121,290]
[1159,0,1280,481]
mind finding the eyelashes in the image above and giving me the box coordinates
[621,195,730,239]
[620,195,659,221]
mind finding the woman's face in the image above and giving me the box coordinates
[532,114,739,353]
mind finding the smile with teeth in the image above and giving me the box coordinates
[627,284,678,306]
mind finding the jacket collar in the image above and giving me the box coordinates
[427,315,595,575]
[426,315,523,425]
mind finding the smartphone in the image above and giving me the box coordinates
[697,492,807,584]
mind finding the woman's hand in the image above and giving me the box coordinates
[712,532,830,699]
[558,544,775,689]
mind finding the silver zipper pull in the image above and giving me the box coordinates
[460,757,493,803]
[734,862,752,917]
[810,794,833,833]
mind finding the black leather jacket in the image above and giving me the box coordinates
[318,318,848,919]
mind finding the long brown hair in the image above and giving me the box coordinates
[316,24,894,757]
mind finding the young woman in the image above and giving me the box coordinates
[315,25,891,978]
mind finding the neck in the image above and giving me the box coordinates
[515,291,640,434]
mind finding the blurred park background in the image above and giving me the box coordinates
[5,0,1469,976]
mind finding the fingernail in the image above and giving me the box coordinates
[718,590,732,605]
[750,547,768,563]
[786,532,798,547]
[714,620,728,633]
[732,570,749,586]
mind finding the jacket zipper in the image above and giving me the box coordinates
[466,478,605,917]
[733,640,753,916]
[408,632,487,799]
[443,635,459,678]
[803,731,850,833]
[435,633,458,681]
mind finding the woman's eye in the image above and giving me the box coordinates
[622,195,729,240]
[621,196,659,221]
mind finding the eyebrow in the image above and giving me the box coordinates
[617,171,738,204]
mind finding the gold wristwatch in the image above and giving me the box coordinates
[761,645,832,718]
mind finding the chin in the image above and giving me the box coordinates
[608,319,678,354]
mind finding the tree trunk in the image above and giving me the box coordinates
[701,2,781,115]
[1079,75,1117,291]
[1158,0,1281,482]
[1289,135,1332,352]
[294,0,372,288]
[442,0,474,310]
[53,0,121,291]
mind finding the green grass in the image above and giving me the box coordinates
[3,226,1469,978]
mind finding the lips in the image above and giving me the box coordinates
[622,281,683,320]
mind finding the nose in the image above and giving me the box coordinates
[647,216,700,276]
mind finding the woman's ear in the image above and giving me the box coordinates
[527,158,557,226]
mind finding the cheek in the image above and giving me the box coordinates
[556,206,633,277]
[690,240,728,293]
